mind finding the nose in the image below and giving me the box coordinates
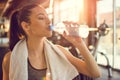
[46,17,51,24]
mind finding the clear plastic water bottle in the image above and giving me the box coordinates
[50,22,89,38]
[50,22,66,34]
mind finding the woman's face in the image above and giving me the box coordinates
[26,6,52,38]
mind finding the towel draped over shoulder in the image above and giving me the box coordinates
[9,39,79,80]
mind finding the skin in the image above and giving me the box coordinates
[2,5,101,80]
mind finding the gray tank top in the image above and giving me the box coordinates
[28,60,79,80]
[28,60,47,80]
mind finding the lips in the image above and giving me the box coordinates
[48,25,52,31]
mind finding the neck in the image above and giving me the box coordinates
[27,37,46,56]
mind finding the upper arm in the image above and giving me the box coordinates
[2,51,11,80]
[56,45,91,77]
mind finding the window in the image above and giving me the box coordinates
[97,0,120,70]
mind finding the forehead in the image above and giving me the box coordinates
[30,6,47,16]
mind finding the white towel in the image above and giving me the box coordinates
[9,38,79,80]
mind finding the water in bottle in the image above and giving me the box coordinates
[50,22,89,38]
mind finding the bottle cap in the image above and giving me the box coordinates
[50,25,54,31]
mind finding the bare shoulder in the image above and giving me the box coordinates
[56,45,65,50]
[2,51,11,80]
[56,45,74,59]
[2,51,11,71]
[56,45,69,53]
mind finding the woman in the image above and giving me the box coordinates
[2,4,101,80]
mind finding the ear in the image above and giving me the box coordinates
[21,21,30,34]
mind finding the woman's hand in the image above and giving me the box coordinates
[61,21,87,50]
[62,31,82,45]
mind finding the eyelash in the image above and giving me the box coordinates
[38,17,45,20]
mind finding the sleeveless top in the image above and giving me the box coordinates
[28,60,80,80]
[28,60,47,80]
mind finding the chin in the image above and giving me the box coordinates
[46,32,53,37]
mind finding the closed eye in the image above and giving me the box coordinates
[38,17,45,20]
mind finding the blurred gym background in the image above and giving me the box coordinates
[0,0,120,80]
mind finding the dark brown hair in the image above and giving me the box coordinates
[9,4,38,51]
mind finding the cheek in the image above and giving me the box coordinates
[30,21,44,30]
[29,23,46,35]
[35,20,46,28]
[28,20,50,36]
